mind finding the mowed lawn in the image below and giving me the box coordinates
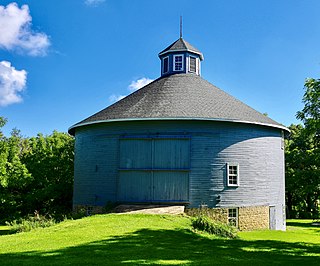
[0,215,319,265]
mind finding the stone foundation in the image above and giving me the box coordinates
[238,205,269,231]
[186,205,269,231]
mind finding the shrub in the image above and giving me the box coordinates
[186,206,227,224]
[71,207,88,220]
[104,201,118,213]
[6,211,56,233]
[192,215,238,239]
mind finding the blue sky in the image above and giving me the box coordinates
[0,0,320,136]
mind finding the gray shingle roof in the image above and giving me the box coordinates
[158,38,204,60]
[69,74,288,135]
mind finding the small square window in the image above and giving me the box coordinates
[228,208,238,227]
[227,163,239,187]
[174,55,184,71]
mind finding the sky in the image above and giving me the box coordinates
[0,0,320,137]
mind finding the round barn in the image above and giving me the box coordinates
[69,37,289,230]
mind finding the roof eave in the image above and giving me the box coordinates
[158,50,204,60]
[68,117,290,136]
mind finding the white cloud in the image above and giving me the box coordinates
[0,3,50,56]
[108,94,126,103]
[0,61,27,107]
[128,77,154,92]
[109,77,154,103]
[84,0,106,7]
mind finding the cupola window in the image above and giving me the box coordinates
[189,56,197,73]
[163,56,169,74]
[174,55,184,71]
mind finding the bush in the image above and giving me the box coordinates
[192,215,238,239]
[6,211,56,233]
[71,207,88,220]
[186,206,227,224]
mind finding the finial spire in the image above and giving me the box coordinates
[180,16,183,38]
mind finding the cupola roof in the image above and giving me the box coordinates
[158,37,204,60]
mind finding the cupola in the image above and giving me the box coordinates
[158,37,204,77]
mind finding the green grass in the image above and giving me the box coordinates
[0,215,319,265]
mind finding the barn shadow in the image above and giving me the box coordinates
[1,228,320,265]
[0,228,11,236]
[286,220,320,228]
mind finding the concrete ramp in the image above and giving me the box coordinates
[114,205,185,215]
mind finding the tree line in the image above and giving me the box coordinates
[286,77,320,218]
[0,77,319,223]
[0,119,74,223]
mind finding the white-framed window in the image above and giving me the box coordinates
[174,54,184,71]
[189,56,197,73]
[163,56,169,74]
[227,163,239,187]
[228,208,238,227]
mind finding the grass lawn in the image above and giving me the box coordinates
[0,215,319,265]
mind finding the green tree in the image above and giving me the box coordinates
[285,124,319,218]
[286,77,320,218]
[0,117,74,222]
[0,121,33,221]
[22,131,74,217]
[296,77,320,145]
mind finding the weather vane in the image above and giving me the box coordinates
[180,16,183,38]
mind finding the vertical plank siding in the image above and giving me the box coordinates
[74,120,285,229]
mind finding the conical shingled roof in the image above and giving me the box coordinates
[158,38,204,60]
[68,74,287,135]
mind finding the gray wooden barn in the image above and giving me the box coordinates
[69,37,289,230]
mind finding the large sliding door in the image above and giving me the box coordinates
[118,135,190,203]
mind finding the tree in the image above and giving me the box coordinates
[0,121,33,220]
[296,78,320,145]
[286,77,320,219]
[0,117,74,222]
[285,124,319,218]
[22,131,74,217]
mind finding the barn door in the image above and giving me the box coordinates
[152,138,189,201]
[118,139,152,202]
[118,171,152,202]
[153,171,189,201]
[118,136,190,203]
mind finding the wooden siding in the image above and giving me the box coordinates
[73,120,286,230]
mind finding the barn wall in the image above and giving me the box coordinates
[73,133,119,206]
[73,120,285,230]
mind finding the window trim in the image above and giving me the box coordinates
[228,208,238,227]
[227,163,239,187]
[189,56,197,73]
[162,56,169,74]
[173,54,184,71]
